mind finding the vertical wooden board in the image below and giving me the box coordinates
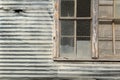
[92,0,99,59]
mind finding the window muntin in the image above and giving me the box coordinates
[59,0,92,59]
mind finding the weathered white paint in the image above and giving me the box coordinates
[0,0,120,80]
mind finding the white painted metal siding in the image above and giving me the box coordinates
[0,0,120,80]
[0,0,56,78]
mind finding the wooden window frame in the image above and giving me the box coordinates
[54,0,120,61]
[54,0,98,61]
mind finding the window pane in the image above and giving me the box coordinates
[115,23,120,54]
[99,21,112,40]
[115,0,120,17]
[99,0,113,5]
[115,22,120,40]
[77,0,91,17]
[61,0,74,17]
[77,39,91,59]
[61,20,74,36]
[115,41,120,54]
[77,20,91,59]
[77,20,90,37]
[99,41,113,55]
[99,6,113,18]
[60,37,75,58]
[99,21,113,57]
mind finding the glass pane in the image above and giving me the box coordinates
[115,22,120,40]
[99,0,113,5]
[77,20,90,37]
[77,0,91,17]
[61,0,74,17]
[115,0,120,17]
[116,41,120,54]
[60,37,75,58]
[99,6,113,18]
[99,41,113,55]
[77,39,91,59]
[99,21,113,57]
[115,22,120,54]
[61,20,74,36]
[99,22,112,40]
[77,20,91,59]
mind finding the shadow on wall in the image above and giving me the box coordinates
[0,78,119,80]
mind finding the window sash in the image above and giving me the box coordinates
[98,0,120,58]
[58,0,94,59]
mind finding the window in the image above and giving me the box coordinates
[99,0,120,59]
[59,0,92,60]
[54,0,120,61]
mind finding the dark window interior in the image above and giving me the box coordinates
[77,20,90,40]
[61,0,74,17]
[77,0,91,17]
[61,20,74,36]
[61,37,74,47]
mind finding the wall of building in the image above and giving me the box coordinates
[0,0,120,80]
[0,0,56,78]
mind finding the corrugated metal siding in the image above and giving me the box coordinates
[56,63,120,79]
[0,0,56,78]
[0,0,120,79]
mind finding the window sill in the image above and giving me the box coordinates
[53,58,120,62]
